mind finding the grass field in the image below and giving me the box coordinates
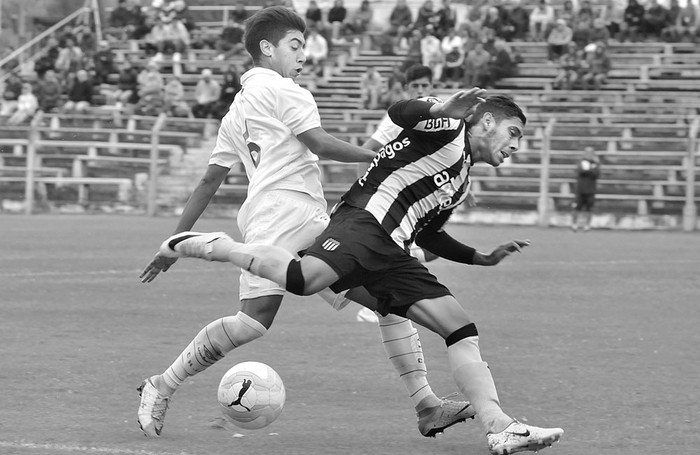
[1,214,699,455]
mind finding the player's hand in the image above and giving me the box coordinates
[140,253,178,283]
[433,87,487,120]
[475,239,531,266]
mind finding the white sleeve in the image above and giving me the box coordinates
[209,116,242,169]
[370,113,402,146]
[277,81,321,136]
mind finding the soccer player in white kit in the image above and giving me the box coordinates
[137,6,473,438]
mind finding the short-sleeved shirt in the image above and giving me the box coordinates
[370,112,402,147]
[209,67,326,209]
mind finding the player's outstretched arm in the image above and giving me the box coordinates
[140,164,230,283]
[472,240,531,266]
[429,87,487,120]
[298,127,376,163]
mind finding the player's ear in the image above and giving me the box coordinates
[482,112,495,130]
[260,40,273,57]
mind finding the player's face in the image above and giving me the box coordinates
[405,77,432,98]
[478,115,524,167]
[268,30,306,79]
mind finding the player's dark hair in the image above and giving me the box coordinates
[470,95,526,126]
[244,6,306,62]
[404,64,433,83]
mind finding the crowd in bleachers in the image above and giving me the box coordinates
[2,0,700,127]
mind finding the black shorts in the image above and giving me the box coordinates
[304,204,451,316]
[575,193,596,211]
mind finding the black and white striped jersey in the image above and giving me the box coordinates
[342,99,472,251]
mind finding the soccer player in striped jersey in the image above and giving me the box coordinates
[162,91,565,454]
[137,5,472,439]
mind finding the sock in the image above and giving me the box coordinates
[378,314,441,412]
[447,336,514,434]
[210,237,295,287]
[159,312,267,395]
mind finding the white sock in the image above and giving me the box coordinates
[379,314,441,412]
[160,312,267,395]
[447,336,514,434]
[209,237,295,287]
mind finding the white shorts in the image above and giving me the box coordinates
[237,190,329,300]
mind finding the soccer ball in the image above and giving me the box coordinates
[217,361,286,430]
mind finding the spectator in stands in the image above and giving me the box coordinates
[149,5,190,62]
[663,0,682,41]
[420,25,444,82]
[347,0,374,36]
[463,41,491,87]
[619,0,645,42]
[379,77,407,108]
[400,28,425,70]
[7,83,39,125]
[163,76,193,118]
[576,0,596,29]
[482,5,515,42]
[137,60,164,100]
[215,17,246,59]
[530,0,556,41]
[327,0,349,43]
[590,17,611,45]
[192,68,221,119]
[675,0,699,42]
[304,27,329,78]
[484,38,518,88]
[415,0,441,32]
[359,65,384,109]
[572,147,601,232]
[216,64,243,118]
[36,69,63,113]
[572,16,594,48]
[62,69,93,113]
[581,42,611,90]
[34,37,61,78]
[388,0,414,49]
[507,0,531,41]
[54,37,84,79]
[547,19,573,62]
[441,28,465,87]
[602,0,625,39]
[0,72,22,116]
[463,0,488,38]
[436,0,458,38]
[642,0,669,39]
[109,0,148,40]
[231,2,251,26]
[107,59,140,107]
[557,0,577,26]
[304,0,324,32]
[93,40,116,85]
[553,42,583,90]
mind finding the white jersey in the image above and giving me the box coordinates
[209,67,326,209]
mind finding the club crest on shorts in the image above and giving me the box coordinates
[322,238,340,251]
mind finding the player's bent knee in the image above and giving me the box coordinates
[445,323,479,347]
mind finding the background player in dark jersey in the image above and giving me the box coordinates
[160,90,564,455]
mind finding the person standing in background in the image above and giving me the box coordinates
[572,147,601,232]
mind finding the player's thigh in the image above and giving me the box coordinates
[406,294,473,339]
[238,191,329,299]
[240,294,284,329]
[299,255,341,295]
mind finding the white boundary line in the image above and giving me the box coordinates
[0,441,197,455]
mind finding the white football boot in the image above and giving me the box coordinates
[487,421,563,454]
[417,395,476,437]
[159,231,230,260]
[137,376,171,437]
